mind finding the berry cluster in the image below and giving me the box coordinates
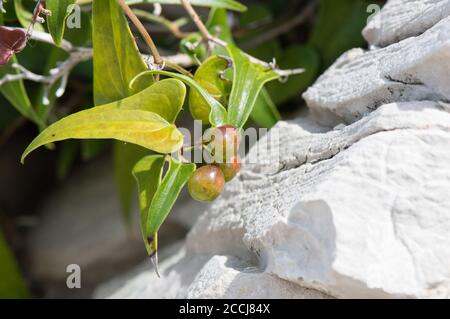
[188,125,241,202]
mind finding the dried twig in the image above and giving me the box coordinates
[179,0,304,77]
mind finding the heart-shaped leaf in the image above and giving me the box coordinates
[133,155,195,256]
[21,82,188,162]
[189,56,231,124]
[131,70,228,127]
[0,26,27,65]
[46,0,76,46]
[226,44,279,128]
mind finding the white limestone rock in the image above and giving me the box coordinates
[99,101,450,299]
[363,0,450,47]
[96,245,331,299]
[186,255,331,299]
[303,16,450,126]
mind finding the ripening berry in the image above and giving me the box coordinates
[218,156,241,182]
[188,165,225,202]
[0,27,27,65]
[206,125,240,163]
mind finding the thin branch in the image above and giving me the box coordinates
[116,0,163,66]
[179,0,304,77]
[180,0,213,42]
[27,0,52,39]
[0,29,193,102]
[134,9,191,39]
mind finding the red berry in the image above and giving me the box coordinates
[0,27,27,65]
[188,165,225,202]
[206,125,240,163]
[218,156,241,182]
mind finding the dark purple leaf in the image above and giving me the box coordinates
[0,27,27,65]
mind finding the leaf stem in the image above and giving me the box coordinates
[116,0,163,66]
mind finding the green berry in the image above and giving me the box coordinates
[188,165,225,202]
[218,156,241,182]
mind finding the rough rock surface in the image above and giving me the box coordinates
[98,101,450,299]
[363,0,450,47]
[303,16,450,126]
[96,1,450,299]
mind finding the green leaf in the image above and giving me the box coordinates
[14,0,44,31]
[46,0,76,46]
[189,56,231,124]
[267,45,320,104]
[21,85,187,162]
[92,0,152,105]
[250,88,280,128]
[0,58,44,129]
[131,70,227,127]
[206,8,234,56]
[114,142,148,226]
[0,229,29,298]
[93,0,155,222]
[206,9,280,128]
[133,155,195,256]
[132,155,165,255]
[226,45,279,128]
[125,0,246,12]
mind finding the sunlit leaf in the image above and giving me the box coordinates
[0,230,29,298]
[21,86,187,162]
[133,155,195,256]
[132,155,165,255]
[206,11,280,128]
[131,70,227,127]
[226,44,278,128]
[189,56,231,124]
[46,0,76,46]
